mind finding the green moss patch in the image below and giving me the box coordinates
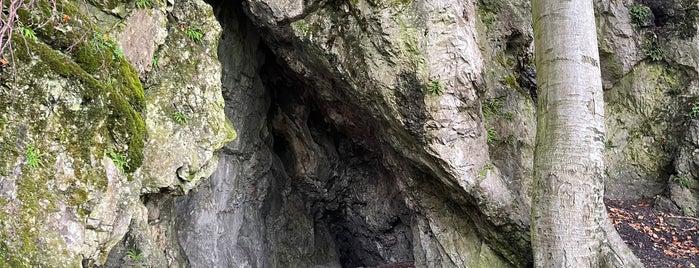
[14,0,146,172]
[0,0,149,265]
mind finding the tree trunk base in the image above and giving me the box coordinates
[600,217,643,267]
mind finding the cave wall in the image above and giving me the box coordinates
[1,0,699,266]
[172,0,699,266]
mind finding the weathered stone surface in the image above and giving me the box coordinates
[3,0,699,266]
[175,0,525,267]
[105,0,236,266]
[603,63,679,198]
[0,0,233,266]
[172,0,699,266]
[134,0,235,195]
[596,0,640,88]
[670,120,699,216]
[598,1,698,199]
[117,9,168,74]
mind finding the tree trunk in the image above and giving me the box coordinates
[530,0,642,267]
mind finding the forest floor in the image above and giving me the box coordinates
[606,196,699,267]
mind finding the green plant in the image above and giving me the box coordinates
[135,0,153,9]
[604,140,617,149]
[17,26,37,42]
[25,145,44,168]
[478,163,494,178]
[172,111,187,125]
[0,0,58,56]
[688,102,699,118]
[485,124,497,145]
[674,174,690,189]
[427,80,443,96]
[112,47,124,59]
[106,151,129,173]
[152,50,161,68]
[294,20,309,33]
[629,4,650,25]
[482,97,505,119]
[293,20,320,38]
[185,25,203,42]
[504,112,514,121]
[477,0,501,30]
[503,134,515,145]
[643,35,663,61]
[501,75,522,91]
[669,17,698,39]
[92,33,124,60]
[126,248,144,261]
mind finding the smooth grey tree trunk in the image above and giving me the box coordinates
[530,0,642,267]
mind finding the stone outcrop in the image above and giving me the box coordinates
[0,0,233,266]
[1,0,699,266]
[671,119,699,216]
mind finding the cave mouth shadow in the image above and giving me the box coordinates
[261,54,416,267]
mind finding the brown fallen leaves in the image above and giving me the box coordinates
[607,197,699,267]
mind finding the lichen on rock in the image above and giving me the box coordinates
[0,0,234,265]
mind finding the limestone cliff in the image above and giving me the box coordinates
[0,0,233,266]
[0,0,698,267]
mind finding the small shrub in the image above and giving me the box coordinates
[112,47,123,59]
[294,20,309,33]
[106,151,129,173]
[479,0,500,13]
[504,112,514,121]
[478,0,500,30]
[482,97,505,119]
[152,50,161,68]
[501,75,522,91]
[25,145,44,168]
[427,80,443,96]
[185,25,203,42]
[172,111,187,125]
[135,0,153,9]
[485,124,497,145]
[478,163,494,178]
[17,26,37,42]
[674,174,690,189]
[92,33,124,60]
[688,102,699,118]
[0,0,58,55]
[643,35,663,61]
[503,134,515,145]
[629,4,650,25]
[126,248,144,261]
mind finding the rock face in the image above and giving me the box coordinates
[598,0,699,199]
[175,0,699,266]
[176,0,528,266]
[1,0,699,266]
[671,120,699,216]
[0,0,233,266]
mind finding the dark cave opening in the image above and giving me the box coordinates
[179,0,527,266]
[260,54,415,267]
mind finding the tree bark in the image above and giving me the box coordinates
[530,0,642,267]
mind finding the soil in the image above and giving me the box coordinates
[606,196,699,268]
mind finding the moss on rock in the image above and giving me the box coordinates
[0,0,148,264]
[14,37,145,172]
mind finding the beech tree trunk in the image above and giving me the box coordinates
[530,0,642,267]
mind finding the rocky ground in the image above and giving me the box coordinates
[607,197,699,267]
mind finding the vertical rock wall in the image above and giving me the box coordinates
[1,0,698,266]
[175,0,524,266]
